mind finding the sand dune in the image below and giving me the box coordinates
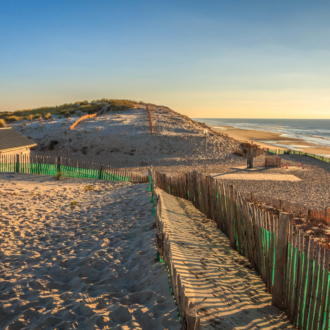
[0,173,180,330]
[12,106,238,169]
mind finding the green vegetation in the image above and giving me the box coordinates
[0,119,6,127]
[5,116,21,122]
[54,171,62,180]
[70,201,78,206]
[0,99,138,122]
[84,185,95,191]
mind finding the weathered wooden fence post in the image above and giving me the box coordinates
[182,308,199,330]
[272,212,290,309]
[247,148,254,168]
[326,207,330,225]
[229,185,236,249]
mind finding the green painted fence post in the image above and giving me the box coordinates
[57,156,61,177]
[15,154,20,173]
[99,165,103,180]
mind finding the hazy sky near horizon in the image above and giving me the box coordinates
[1,0,330,118]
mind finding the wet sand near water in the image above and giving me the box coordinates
[211,125,330,156]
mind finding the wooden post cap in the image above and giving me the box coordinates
[183,308,200,330]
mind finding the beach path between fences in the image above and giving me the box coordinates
[211,173,302,182]
[156,187,294,329]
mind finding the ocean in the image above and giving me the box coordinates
[195,118,330,151]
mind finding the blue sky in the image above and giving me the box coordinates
[1,0,330,118]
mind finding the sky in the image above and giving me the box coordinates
[1,0,330,118]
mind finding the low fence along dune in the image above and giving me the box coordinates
[70,113,97,130]
[0,154,148,183]
[146,105,154,134]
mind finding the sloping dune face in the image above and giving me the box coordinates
[13,105,238,168]
[0,174,180,330]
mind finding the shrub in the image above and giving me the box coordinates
[0,119,6,127]
[0,99,137,122]
[49,140,58,150]
[70,201,78,206]
[54,171,62,180]
[81,146,88,155]
[84,185,95,191]
[5,116,21,122]
[44,113,51,120]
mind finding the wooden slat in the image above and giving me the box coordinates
[269,214,274,292]
[229,185,236,249]
[298,235,310,330]
[306,242,319,330]
[313,247,325,330]
[285,223,294,311]
[289,226,298,320]
[294,231,304,326]
[319,250,330,329]
[272,212,290,309]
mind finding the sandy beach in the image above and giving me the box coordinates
[7,104,330,211]
[211,124,330,156]
[0,173,180,330]
[2,103,330,329]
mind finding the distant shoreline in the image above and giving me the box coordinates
[207,124,330,157]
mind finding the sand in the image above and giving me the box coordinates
[0,173,180,330]
[156,188,294,329]
[212,173,302,181]
[11,106,238,169]
[211,125,330,156]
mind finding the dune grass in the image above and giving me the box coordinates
[5,116,21,122]
[0,99,138,122]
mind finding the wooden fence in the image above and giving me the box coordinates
[309,209,330,226]
[70,113,97,130]
[268,149,330,164]
[0,154,149,183]
[152,169,330,330]
[146,105,154,134]
[242,189,330,227]
[265,155,281,167]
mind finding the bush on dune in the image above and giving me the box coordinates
[0,99,138,121]
[0,119,6,127]
[5,115,21,122]
[106,99,136,112]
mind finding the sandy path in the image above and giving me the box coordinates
[0,174,180,330]
[212,173,302,181]
[156,188,294,329]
